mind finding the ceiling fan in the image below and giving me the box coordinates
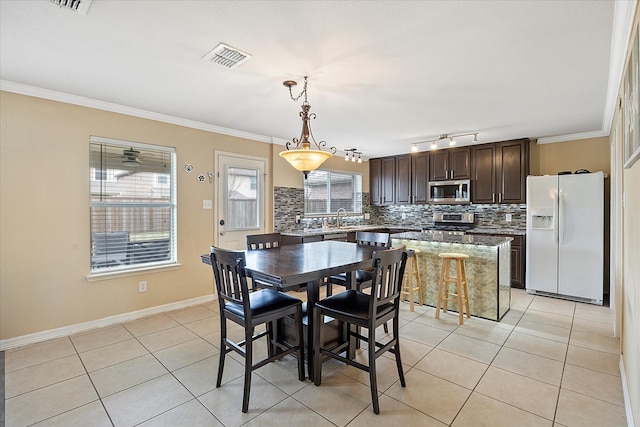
[121,147,141,167]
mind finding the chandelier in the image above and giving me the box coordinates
[411,132,479,151]
[279,76,336,178]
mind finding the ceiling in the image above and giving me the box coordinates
[0,1,635,159]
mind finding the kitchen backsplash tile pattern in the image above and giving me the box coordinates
[273,186,526,231]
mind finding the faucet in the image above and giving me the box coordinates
[336,208,347,228]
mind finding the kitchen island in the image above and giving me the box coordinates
[391,232,512,321]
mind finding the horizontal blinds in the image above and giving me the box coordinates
[90,139,176,272]
[304,170,363,214]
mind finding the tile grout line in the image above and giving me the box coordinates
[448,292,539,425]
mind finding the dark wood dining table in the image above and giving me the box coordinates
[201,240,378,380]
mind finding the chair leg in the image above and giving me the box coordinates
[313,306,323,386]
[461,260,471,319]
[393,316,406,387]
[242,326,254,413]
[368,324,380,415]
[435,259,446,319]
[216,319,227,388]
[295,305,305,382]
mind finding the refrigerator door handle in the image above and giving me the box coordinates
[552,191,559,244]
[558,189,564,245]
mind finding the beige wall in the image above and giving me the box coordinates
[0,91,369,342]
[529,136,611,176]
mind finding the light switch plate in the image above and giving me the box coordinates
[506,213,512,222]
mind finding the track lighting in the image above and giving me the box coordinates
[344,148,363,163]
[411,132,479,151]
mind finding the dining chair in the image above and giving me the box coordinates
[246,232,283,290]
[313,246,408,414]
[209,246,305,413]
[246,232,282,250]
[327,231,391,333]
[327,231,391,293]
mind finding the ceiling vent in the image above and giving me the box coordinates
[50,0,93,15]
[202,43,251,69]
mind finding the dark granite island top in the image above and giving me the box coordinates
[391,232,512,321]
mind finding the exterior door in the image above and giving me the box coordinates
[216,153,267,249]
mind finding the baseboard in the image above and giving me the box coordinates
[620,355,637,427]
[0,294,216,351]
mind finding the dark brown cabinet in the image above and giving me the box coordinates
[509,235,525,289]
[370,157,395,206]
[411,152,430,203]
[429,146,470,181]
[471,139,529,204]
[395,155,412,204]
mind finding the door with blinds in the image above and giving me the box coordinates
[216,153,266,250]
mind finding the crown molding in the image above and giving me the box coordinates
[0,80,277,145]
[536,129,610,144]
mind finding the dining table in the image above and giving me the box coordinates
[201,240,378,380]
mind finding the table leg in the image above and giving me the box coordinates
[305,280,321,381]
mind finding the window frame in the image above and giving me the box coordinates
[88,136,177,277]
[303,168,363,216]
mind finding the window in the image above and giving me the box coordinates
[226,167,259,230]
[304,169,363,215]
[89,137,177,274]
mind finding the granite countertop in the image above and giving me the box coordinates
[283,225,525,238]
[282,225,389,237]
[467,227,526,236]
[392,231,513,246]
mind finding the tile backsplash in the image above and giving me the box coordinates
[273,186,526,231]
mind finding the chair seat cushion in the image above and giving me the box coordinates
[225,289,301,319]
[316,289,394,321]
[329,269,373,286]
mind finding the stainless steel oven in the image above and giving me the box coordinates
[428,179,471,204]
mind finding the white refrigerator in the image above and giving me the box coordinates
[526,172,604,304]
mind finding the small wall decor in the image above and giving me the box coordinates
[184,164,194,173]
[197,174,206,183]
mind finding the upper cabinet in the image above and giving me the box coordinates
[471,138,529,204]
[370,138,528,206]
[395,155,412,204]
[370,156,395,206]
[411,152,430,203]
[393,152,430,204]
[429,146,470,181]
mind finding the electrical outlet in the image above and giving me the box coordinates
[202,199,212,209]
[295,214,301,224]
[401,212,407,220]
[364,213,370,220]
[138,281,147,293]
[506,213,512,222]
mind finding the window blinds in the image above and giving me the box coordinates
[89,137,177,273]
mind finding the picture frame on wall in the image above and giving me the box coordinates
[624,22,640,169]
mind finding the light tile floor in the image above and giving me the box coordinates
[2,290,628,426]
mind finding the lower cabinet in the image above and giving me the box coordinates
[509,235,525,289]
[466,232,526,288]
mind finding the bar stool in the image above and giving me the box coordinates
[436,253,471,325]
[401,249,424,311]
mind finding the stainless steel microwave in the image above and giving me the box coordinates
[428,179,471,204]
